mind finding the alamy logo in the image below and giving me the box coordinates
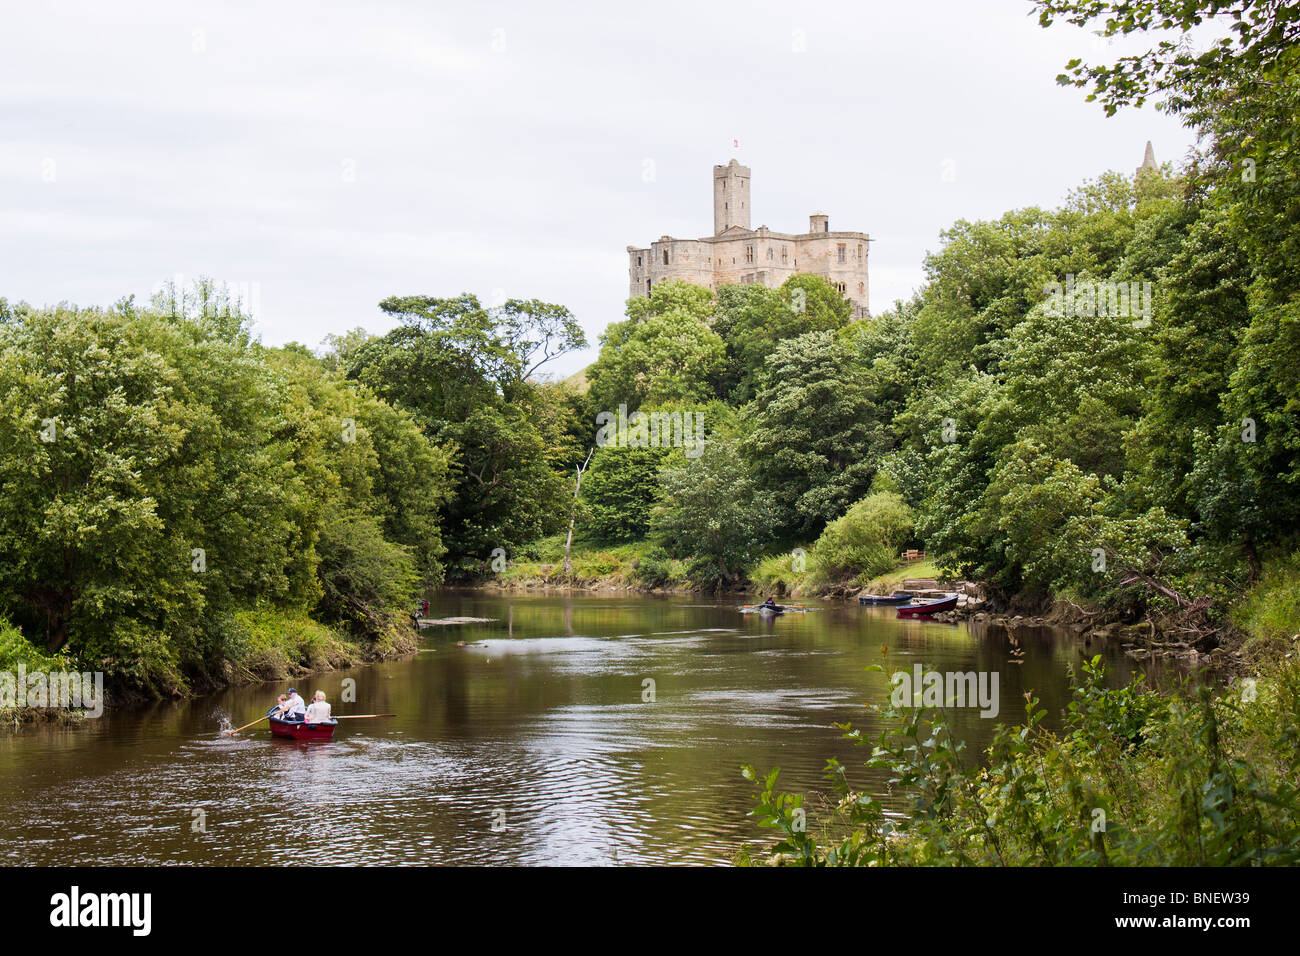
[49,886,151,936]
[890,665,1000,718]
[0,665,104,717]
[595,405,705,458]
[1042,274,1153,327]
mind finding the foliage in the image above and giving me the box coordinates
[812,491,915,581]
[746,656,1300,865]
[1231,552,1300,651]
[0,616,74,673]
[337,293,577,574]
[587,281,726,412]
[0,287,447,693]
[713,275,853,403]
[743,332,890,537]
[580,445,668,542]
[650,439,779,587]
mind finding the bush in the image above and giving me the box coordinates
[230,609,356,681]
[0,616,74,672]
[633,546,683,588]
[744,655,1300,866]
[813,491,914,581]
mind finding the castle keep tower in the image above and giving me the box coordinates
[628,159,870,318]
[713,159,751,234]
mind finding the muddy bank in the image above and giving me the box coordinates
[935,596,1247,672]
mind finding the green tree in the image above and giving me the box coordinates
[744,332,890,536]
[814,490,915,580]
[340,293,577,574]
[650,439,778,587]
[580,445,667,541]
[713,275,853,403]
[587,282,725,412]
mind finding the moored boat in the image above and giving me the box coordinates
[859,592,913,605]
[896,594,958,617]
[268,715,338,741]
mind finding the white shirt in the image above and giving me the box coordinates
[305,700,332,723]
[285,693,306,717]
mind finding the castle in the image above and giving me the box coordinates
[627,159,870,318]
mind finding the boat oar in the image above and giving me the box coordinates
[224,713,273,736]
[334,714,397,720]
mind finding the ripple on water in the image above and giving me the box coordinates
[0,594,1154,865]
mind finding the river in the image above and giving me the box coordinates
[0,591,1166,865]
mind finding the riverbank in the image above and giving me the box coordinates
[0,607,421,728]
[481,539,1298,673]
[0,590,1171,866]
[491,536,698,592]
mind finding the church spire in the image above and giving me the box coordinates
[1136,141,1157,177]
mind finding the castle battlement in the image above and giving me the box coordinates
[628,159,870,318]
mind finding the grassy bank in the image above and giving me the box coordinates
[217,607,419,689]
[1232,556,1300,661]
[0,618,90,727]
[494,534,690,590]
[751,548,945,598]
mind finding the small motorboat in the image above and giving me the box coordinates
[268,715,338,741]
[859,592,914,605]
[896,594,958,617]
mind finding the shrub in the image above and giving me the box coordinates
[813,491,914,581]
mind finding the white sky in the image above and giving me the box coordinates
[1,0,1196,376]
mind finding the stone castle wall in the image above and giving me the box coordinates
[628,161,869,318]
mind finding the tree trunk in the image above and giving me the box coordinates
[562,447,595,576]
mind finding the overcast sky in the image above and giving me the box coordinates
[2,0,1197,376]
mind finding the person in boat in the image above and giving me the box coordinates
[304,690,332,725]
[283,688,307,722]
[268,694,289,718]
[762,597,777,609]
[419,599,430,617]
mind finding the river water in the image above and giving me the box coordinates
[0,591,1166,865]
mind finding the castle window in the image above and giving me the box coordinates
[746,245,754,263]
[767,247,774,260]
[663,250,669,265]
[857,244,863,259]
[837,243,846,263]
[637,255,642,267]
[781,247,788,263]
[647,280,652,294]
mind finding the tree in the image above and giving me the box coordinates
[1035,0,1300,116]
[0,289,455,692]
[814,491,915,580]
[744,332,890,536]
[340,293,576,574]
[650,440,778,587]
[580,445,667,541]
[587,283,725,412]
[713,275,853,403]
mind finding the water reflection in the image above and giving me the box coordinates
[0,591,1170,865]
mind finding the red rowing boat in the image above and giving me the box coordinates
[896,595,958,617]
[269,715,338,740]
